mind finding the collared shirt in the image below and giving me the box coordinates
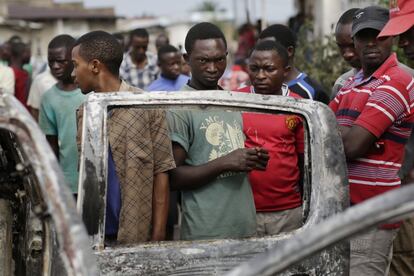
[147,74,189,92]
[331,68,359,100]
[119,51,159,90]
[330,53,414,207]
[107,81,175,243]
[77,81,175,243]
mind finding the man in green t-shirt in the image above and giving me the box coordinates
[167,22,269,240]
[39,35,85,194]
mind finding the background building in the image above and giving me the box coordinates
[0,0,118,61]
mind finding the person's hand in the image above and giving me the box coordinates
[221,147,269,172]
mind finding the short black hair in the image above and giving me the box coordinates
[48,34,75,50]
[185,22,227,54]
[74,30,123,76]
[8,35,22,44]
[259,24,297,48]
[336,8,359,27]
[157,44,180,62]
[113,33,124,41]
[10,41,26,58]
[252,40,289,67]
[129,28,149,40]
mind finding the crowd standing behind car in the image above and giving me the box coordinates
[0,1,414,275]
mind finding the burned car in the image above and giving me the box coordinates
[0,93,97,276]
[3,89,412,276]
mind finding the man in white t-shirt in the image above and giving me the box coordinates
[27,69,56,120]
[0,63,15,94]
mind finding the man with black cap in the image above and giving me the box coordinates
[377,1,414,275]
[329,6,414,275]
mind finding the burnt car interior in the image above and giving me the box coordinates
[0,93,97,276]
[0,129,66,275]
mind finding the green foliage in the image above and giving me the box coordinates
[195,1,218,12]
[294,20,414,97]
[294,22,349,97]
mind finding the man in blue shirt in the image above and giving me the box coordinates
[147,45,189,92]
[258,24,329,104]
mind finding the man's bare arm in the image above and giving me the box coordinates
[29,107,39,122]
[151,172,169,241]
[340,125,377,160]
[169,143,269,191]
[46,135,59,160]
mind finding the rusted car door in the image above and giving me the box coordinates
[78,90,349,275]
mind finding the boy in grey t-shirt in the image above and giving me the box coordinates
[168,23,268,240]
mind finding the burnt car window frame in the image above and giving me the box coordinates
[77,90,349,275]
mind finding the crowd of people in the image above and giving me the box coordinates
[0,0,414,275]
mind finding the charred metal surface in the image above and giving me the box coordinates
[82,159,104,236]
[97,238,348,275]
[0,93,98,275]
[79,91,349,275]
[227,183,414,276]
[0,199,12,276]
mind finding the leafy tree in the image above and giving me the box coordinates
[196,1,218,12]
[294,22,349,97]
[294,3,414,97]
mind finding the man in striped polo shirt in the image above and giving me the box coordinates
[329,6,414,276]
[378,1,414,275]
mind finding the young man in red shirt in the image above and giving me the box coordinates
[238,40,304,236]
[330,6,414,275]
[9,41,31,109]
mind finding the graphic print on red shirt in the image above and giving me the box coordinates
[237,86,304,211]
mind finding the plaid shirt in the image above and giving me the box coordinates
[77,81,175,243]
[120,51,159,90]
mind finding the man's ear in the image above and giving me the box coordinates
[90,59,100,74]
[287,46,295,59]
[183,53,190,63]
[284,65,292,78]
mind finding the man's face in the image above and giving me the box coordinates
[336,23,360,68]
[187,38,227,89]
[1,42,11,62]
[398,26,414,61]
[71,45,94,94]
[22,45,31,65]
[48,47,74,82]
[248,50,289,95]
[354,28,393,72]
[130,36,149,62]
[159,51,182,80]
[155,35,169,51]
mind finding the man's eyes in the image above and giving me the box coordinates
[197,57,225,64]
[249,66,277,72]
[49,60,68,63]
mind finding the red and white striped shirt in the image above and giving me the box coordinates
[330,53,414,208]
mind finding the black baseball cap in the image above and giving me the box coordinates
[351,6,390,37]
